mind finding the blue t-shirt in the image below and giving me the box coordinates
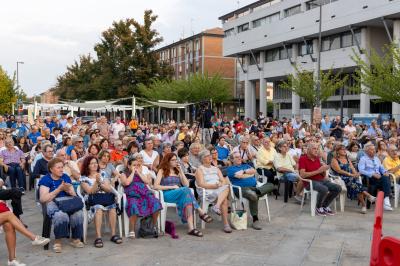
[28,131,41,144]
[216,145,229,160]
[227,164,257,188]
[38,173,72,198]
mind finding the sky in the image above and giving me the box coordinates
[0,0,255,97]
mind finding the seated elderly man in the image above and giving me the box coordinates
[232,137,256,165]
[256,137,277,185]
[358,142,393,211]
[227,152,274,230]
[299,143,342,216]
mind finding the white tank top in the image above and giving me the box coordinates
[140,150,158,165]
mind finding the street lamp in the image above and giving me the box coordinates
[16,61,24,92]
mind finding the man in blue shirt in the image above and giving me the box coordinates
[227,152,274,230]
[0,115,7,129]
[28,126,41,145]
[215,136,230,161]
[321,115,331,137]
[358,142,392,211]
[12,116,29,138]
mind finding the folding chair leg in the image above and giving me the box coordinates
[395,185,399,209]
[340,194,345,212]
[264,198,271,222]
[310,192,317,217]
[82,210,88,244]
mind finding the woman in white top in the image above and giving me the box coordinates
[139,138,159,172]
[195,150,232,233]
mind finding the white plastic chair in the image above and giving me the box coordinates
[300,178,318,216]
[328,172,346,213]
[77,185,123,243]
[389,173,399,208]
[229,182,271,223]
[195,184,225,229]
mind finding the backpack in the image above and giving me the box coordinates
[138,216,158,239]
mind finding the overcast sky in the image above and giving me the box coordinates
[0,0,255,97]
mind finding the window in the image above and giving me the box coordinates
[298,41,313,56]
[252,12,280,28]
[284,5,301,18]
[354,30,361,46]
[237,23,250,33]
[279,46,292,60]
[306,0,338,10]
[224,28,235,37]
[341,32,353,48]
[250,52,260,65]
[322,35,340,51]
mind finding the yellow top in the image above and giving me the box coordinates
[383,156,400,177]
[256,146,276,169]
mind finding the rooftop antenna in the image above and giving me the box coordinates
[190,18,194,35]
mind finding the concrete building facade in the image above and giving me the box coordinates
[219,0,400,121]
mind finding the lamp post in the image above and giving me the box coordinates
[310,1,323,109]
[16,61,24,115]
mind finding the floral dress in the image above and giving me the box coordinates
[333,158,366,200]
[124,173,162,217]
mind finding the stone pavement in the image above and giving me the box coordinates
[1,190,398,266]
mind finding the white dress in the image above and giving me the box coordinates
[140,150,158,166]
[196,165,228,202]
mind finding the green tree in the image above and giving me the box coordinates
[0,66,17,114]
[137,73,232,103]
[281,66,348,122]
[54,10,173,100]
[352,43,400,103]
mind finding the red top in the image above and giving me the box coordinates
[298,154,324,181]
[0,202,10,213]
[110,150,128,162]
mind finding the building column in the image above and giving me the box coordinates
[250,81,256,119]
[360,27,371,114]
[393,20,400,121]
[259,51,267,116]
[244,55,252,118]
[291,43,300,118]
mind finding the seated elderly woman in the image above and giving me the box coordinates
[331,144,375,214]
[97,151,120,186]
[39,158,84,253]
[227,152,274,230]
[1,200,50,266]
[120,155,162,239]
[80,156,122,248]
[188,142,202,170]
[195,150,232,233]
[154,153,213,237]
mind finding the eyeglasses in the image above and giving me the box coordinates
[89,162,98,165]
[76,141,83,143]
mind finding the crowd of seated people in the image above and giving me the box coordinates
[1,113,400,265]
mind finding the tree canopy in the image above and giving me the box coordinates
[0,66,17,114]
[353,43,400,104]
[53,10,173,100]
[137,73,232,104]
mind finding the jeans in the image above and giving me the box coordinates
[281,172,298,182]
[369,175,391,197]
[236,183,274,217]
[312,180,342,208]
[0,187,23,218]
[7,163,25,189]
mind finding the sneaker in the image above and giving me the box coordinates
[316,208,326,216]
[384,205,393,211]
[360,206,367,214]
[323,207,335,216]
[368,196,376,203]
[19,188,25,195]
[252,220,262,230]
[8,259,26,266]
[31,235,50,246]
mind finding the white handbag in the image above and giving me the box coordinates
[230,207,248,230]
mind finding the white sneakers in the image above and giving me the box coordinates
[361,206,367,214]
[8,259,26,266]
[31,235,50,246]
[384,197,393,211]
[368,196,376,203]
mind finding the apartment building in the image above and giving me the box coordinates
[219,0,400,120]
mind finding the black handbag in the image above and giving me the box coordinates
[88,193,115,207]
[138,216,158,239]
[54,196,84,214]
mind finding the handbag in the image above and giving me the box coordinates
[54,196,83,214]
[138,216,158,239]
[230,204,248,230]
[331,177,347,193]
[88,193,115,207]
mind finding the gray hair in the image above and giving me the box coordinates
[229,152,240,161]
[199,149,211,162]
[276,140,287,153]
[363,142,375,152]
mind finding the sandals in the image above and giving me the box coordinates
[110,235,123,244]
[128,231,136,239]
[94,238,103,248]
[223,224,233,233]
[199,213,213,223]
[53,243,62,253]
[70,239,84,248]
[188,229,203,237]
[211,206,221,216]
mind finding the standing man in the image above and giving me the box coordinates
[329,116,345,140]
[320,115,331,138]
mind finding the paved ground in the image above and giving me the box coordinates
[1,189,398,266]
